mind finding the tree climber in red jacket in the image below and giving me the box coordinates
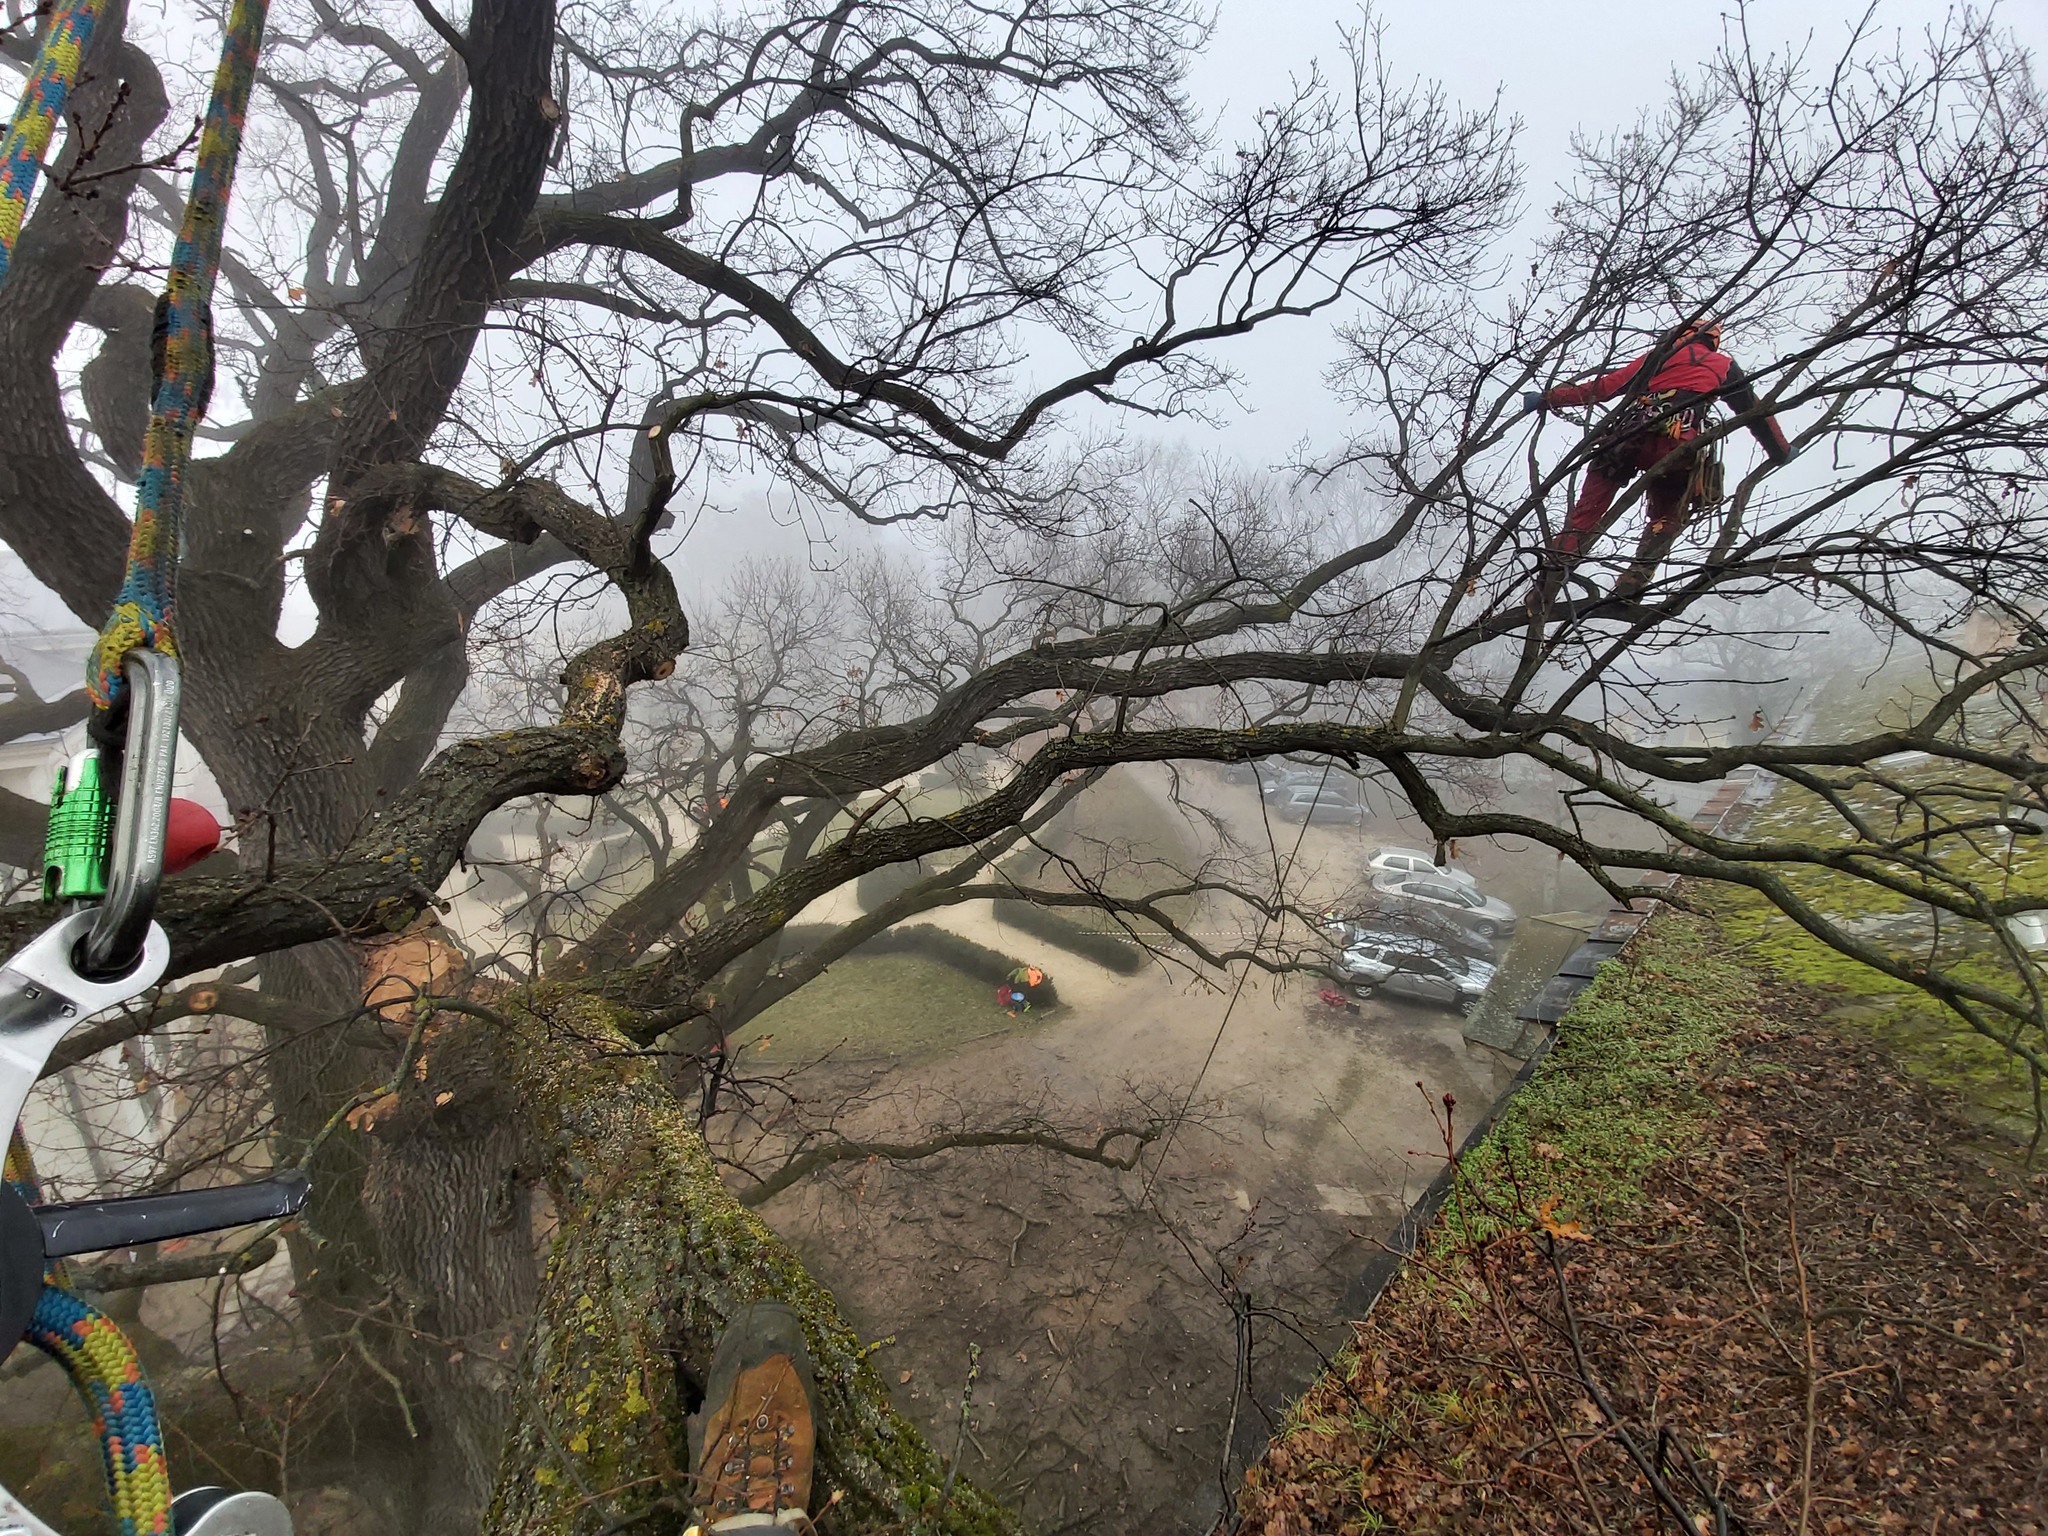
[1521,321,1794,607]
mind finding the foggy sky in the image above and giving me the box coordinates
[3,1,2041,634]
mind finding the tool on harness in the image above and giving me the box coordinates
[1,917,173,1536]
[43,660,216,912]
[4,742,301,1536]
[41,750,114,903]
[1687,438,1726,511]
[35,1171,311,1262]
[34,650,184,984]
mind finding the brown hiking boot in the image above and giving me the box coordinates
[1609,561,1657,603]
[688,1301,818,1530]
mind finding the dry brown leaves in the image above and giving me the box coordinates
[1236,1015,2048,1534]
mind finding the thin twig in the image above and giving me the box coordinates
[929,1342,981,1530]
[1785,1153,1819,1536]
[348,1321,418,1439]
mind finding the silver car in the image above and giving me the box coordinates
[1330,926,1497,1011]
[1369,870,1517,941]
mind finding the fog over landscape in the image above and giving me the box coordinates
[1,3,2044,1534]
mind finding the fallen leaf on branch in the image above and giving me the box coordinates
[1537,1197,1593,1242]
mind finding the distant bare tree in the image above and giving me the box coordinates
[0,0,1515,1528]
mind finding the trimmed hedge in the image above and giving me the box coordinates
[772,921,1063,1008]
[989,897,1149,975]
[851,859,1156,975]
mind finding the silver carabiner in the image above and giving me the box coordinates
[0,908,170,1137]
[80,651,182,979]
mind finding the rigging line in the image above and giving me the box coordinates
[1021,698,1364,1432]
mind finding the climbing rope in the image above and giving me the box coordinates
[0,0,107,284]
[86,0,268,711]
[6,1133,171,1536]
[3,6,269,1533]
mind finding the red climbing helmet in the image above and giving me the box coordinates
[1679,317,1723,351]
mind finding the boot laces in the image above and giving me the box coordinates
[712,1380,803,1517]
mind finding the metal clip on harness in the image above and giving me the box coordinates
[3,652,305,1536]
[4,649,183,1139]
[83,650,182,979]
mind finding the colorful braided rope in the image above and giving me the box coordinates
[0,0,106,285]
[7,1131,172,1536]
[6,8,268,1529]
[86,0,269,711]
[26,1287,174,1536]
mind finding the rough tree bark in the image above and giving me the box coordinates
[481,986,1016,1536]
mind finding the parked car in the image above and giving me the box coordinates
[1270,783,1369,825]
[1225,757,1327,791]
[1323,901,1494,958]
[1369,870,1518,941]
[1365,845,1478,889]
[2007,909,2048,953]
[1329,926,1497,1011]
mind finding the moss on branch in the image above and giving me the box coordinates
[484,987,1017,1536]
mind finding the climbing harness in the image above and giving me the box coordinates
[1686,437,1727,514]
[1,665,307,1536]
[1,5,299,1534]
[1588,388,1709,474]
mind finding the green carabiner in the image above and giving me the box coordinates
[41,748,114,902]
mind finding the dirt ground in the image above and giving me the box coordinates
[738,946,1510,1534]
[1237,926,2048,1534]
[1,761,1608,1535]
[724,761,1622,1534]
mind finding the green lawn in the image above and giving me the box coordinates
[731,952,1039,1065]
[1703,755,2047,1134]
[1443,912,1764,1239]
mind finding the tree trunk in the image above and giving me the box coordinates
[187,583,540,1525]
[259,942,390,1314]
[484,988,1018,1536]
[366,1114,538,1528]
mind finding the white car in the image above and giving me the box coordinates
[1366,845,1478,889]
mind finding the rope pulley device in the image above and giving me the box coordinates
[1,3,303,1533]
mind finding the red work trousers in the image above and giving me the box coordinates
[1555,430,1699,558]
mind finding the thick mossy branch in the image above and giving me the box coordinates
[484,988,1018,1536]
[0,727,626,974]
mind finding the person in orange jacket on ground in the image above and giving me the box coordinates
[1523,320,1795,606]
